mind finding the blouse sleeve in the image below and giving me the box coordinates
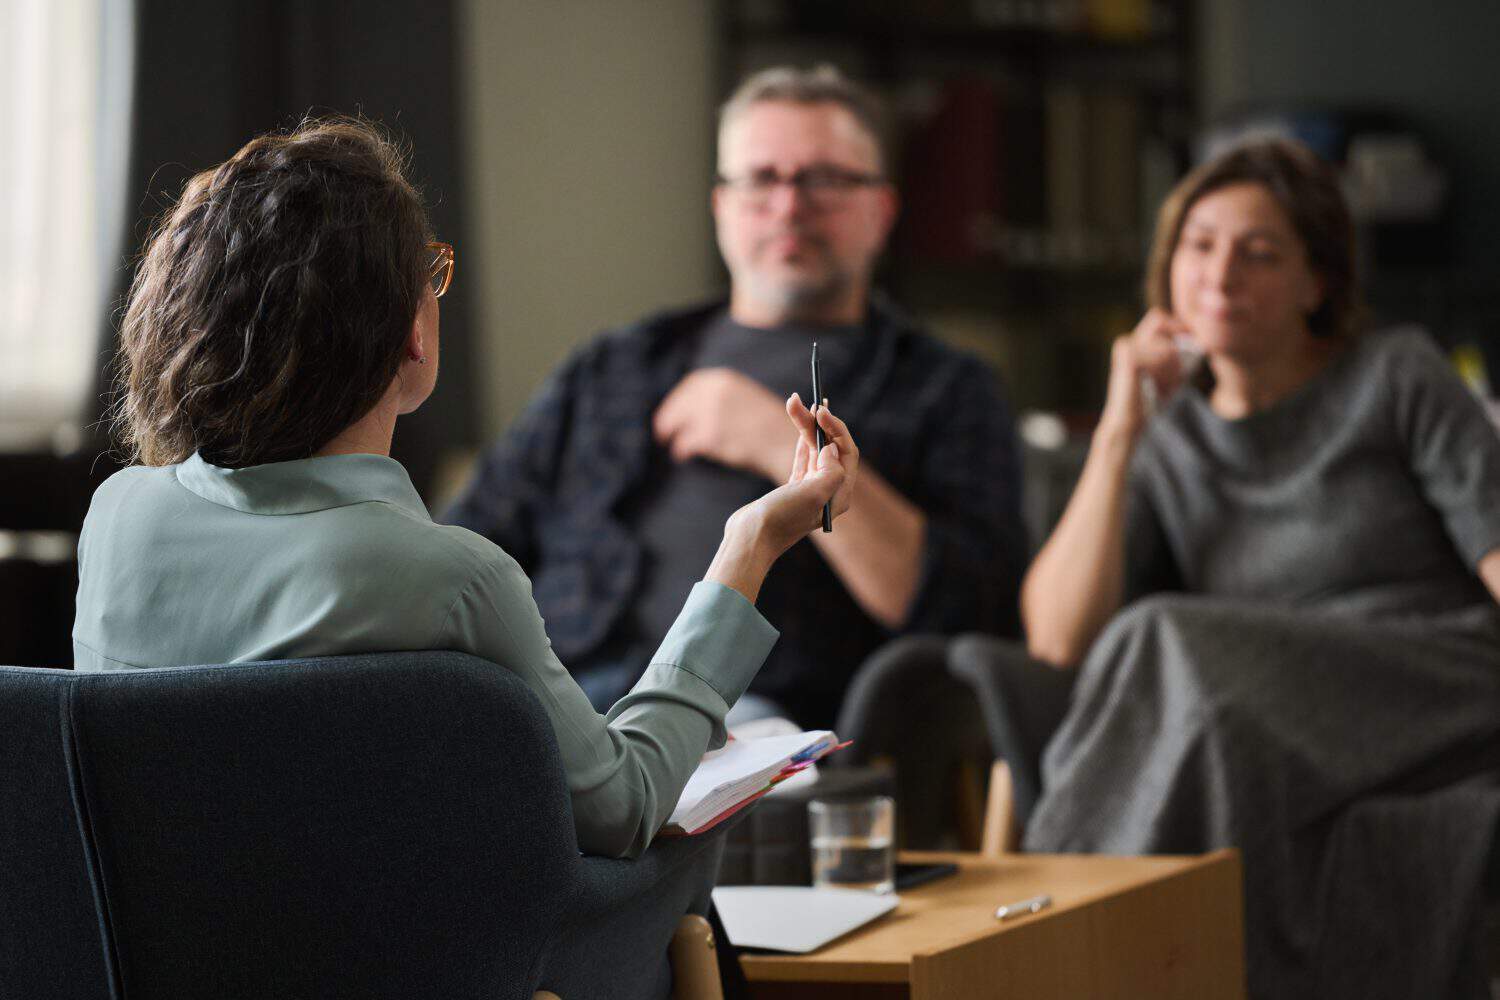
[436,551,777,859]
[1390,333,1500,567]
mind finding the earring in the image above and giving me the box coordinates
[410,352,427,365]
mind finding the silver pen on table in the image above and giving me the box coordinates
[995,894,1052,921]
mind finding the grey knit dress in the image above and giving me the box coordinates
[1025,328,1500,999]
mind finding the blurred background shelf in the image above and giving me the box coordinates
[719,0,1197,414]
[717,0,1500,420]
[6,0,1500,668]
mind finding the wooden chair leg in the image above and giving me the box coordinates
[981,759,1021,856]
[954,756,988,851]
[671,913,725,1000]
[535,913,724,1000]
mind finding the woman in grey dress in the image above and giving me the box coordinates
[1021,140,1500,997]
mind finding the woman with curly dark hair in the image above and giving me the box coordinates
[73,118,860,859]
[1017,139,1500,997]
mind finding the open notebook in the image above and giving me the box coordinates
[662,729,844,836]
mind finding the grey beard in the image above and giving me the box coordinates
[738,269,852,323]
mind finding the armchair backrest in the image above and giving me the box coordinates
[0,652,578,1000]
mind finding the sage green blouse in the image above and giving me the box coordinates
[73,452,778,858]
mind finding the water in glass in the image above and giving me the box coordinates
[812,834,894,894]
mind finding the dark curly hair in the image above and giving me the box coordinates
[1145,138,1364,340]
[114,117,430,468]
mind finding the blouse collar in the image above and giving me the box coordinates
[175,451,429,518]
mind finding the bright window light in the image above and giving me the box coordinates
[0,0,133,453]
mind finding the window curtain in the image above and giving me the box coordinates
[0,0,134,453]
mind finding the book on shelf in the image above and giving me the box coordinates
[662,729,846,836]
[1044,81,1089,234]
[1087,89,1141,232]
[901,76,1001,263]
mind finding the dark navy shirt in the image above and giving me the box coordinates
[626,312,864,655]
[445,296,1027,727]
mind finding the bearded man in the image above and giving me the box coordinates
[447,65,1026,728]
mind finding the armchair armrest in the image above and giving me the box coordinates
[947,634,1075,836]
[536,816,744,1000]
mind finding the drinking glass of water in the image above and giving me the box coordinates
[809,796,895,894]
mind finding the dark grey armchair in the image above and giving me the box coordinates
[0,651,729,1000]
[831,633,1072,851]
[946,633,1075,844]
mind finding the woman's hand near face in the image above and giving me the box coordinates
[704,396,860,604]
[1101,308,1195,442]
[1021,309,1191,667]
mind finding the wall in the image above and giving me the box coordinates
[460,1,722,439]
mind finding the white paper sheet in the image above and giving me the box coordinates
[710,886,898,953]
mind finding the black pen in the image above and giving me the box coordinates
[811,342,832,533]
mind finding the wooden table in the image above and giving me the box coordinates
[739,849,1245,1000]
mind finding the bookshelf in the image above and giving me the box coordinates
[717,0,1198,416]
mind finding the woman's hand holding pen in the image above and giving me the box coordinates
[782,392,856,524]
[704,396,860,604]
[740,394,857,553]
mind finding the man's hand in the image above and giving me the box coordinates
[652,368,798,481]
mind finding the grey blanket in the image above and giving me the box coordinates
[1024,594,1500,999]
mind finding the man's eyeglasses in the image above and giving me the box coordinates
[426,241,456,298]
[716,166,884,210]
